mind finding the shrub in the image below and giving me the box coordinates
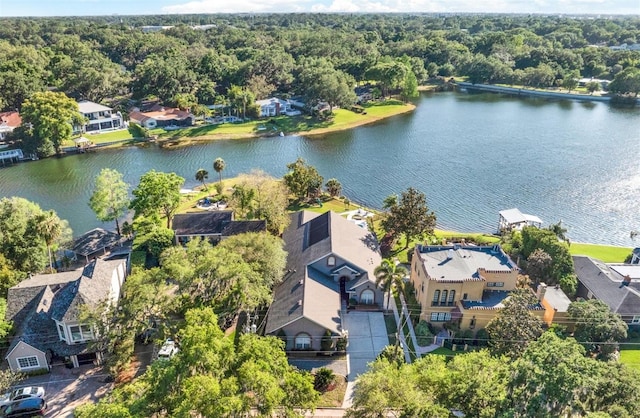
[336,336,348,351]
[314,367,335,392]
[415,321,434,346]
[321,329,334,351]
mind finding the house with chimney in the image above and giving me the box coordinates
[410,244,548,331]
[5,256,128,372]
[573,255,640,326]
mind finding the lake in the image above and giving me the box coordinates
[1,92,638,246]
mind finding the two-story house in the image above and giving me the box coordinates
[5,256,128,372]
[265,211,382,351]
[75,101,124,134]
[255,98,301,117]
[410,244,545,331]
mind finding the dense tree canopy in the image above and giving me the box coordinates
[19,91,84,157]
[1,14,639,115]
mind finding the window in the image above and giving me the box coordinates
[327,256,336,266]
[441,290,448,304]
[16,356,39,369]
[295,333,311,350]
[430,312,452,322]
[69,325,93,342]
[463,293,468,300]
[361,289,375,305]
[448,290,456,304]
[57,323,66,341]
[487,282,505,288]
[433,290,440,303]
[632,316,640,324]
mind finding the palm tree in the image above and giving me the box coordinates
[213,157,225,185]
[34,210,64,272]
[548,221,568,242]
[195,168,209,190]
[374,259,408,310]
[325,178,342,197]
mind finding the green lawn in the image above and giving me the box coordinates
[155,100,413,140]
[569,243,632,263]
[620,349,640,372]
[64,129,135,147]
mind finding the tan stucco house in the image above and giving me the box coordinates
[265,211,383,352]
[5,256,128,372]
[410,244,546,332]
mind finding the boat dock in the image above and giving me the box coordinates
[0,149,24,166]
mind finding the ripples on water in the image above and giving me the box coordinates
[0,92,639,246]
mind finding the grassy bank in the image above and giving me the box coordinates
[161,100,414,144]
[569,242,632,263]
[66,100,414,149]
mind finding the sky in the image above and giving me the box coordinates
[0,0,638,17]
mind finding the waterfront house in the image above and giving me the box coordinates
[498,208,543,233]
[573,255,640,326]
[5,256,128,372]
[75,101,124,134]
[0,111,21,141]
[129,105,195,129]
[265,211,383,352]
[255,97,301,117]
[410,244,545,331]
[70,228,122,263]
[172,211,266,245]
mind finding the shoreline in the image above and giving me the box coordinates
[157,103,416,147]
[456,82,628,103]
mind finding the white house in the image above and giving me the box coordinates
[76,101,124,134]
[255,98,301,117]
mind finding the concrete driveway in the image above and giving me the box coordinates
[341,311,389,408]
[343,311,389,380]
[15,364,112,417]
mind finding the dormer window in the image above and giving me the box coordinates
[327,256,336,266]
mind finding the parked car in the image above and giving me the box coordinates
[0,397,47,417]
[0,387,45,407]
[157,338,179,360]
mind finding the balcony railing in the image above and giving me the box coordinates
[431,301,456,307]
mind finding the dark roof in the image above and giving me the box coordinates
[172,211,233,236]
[6,257,127,357]
[266,211,382,335]
[462,290,544,310]
[221,220,266,236]
[307,213,330,247]
[573,255,640,315]
[72,228,120,257]
[173,211,266,237]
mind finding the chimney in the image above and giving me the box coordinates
[537,282,547,301]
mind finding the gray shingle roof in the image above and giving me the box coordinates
[572,255,640,315]
[266,211,381,335]
[72,228,120,258]
[6,257,127,357]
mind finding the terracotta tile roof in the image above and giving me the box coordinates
[0,111,21,128]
